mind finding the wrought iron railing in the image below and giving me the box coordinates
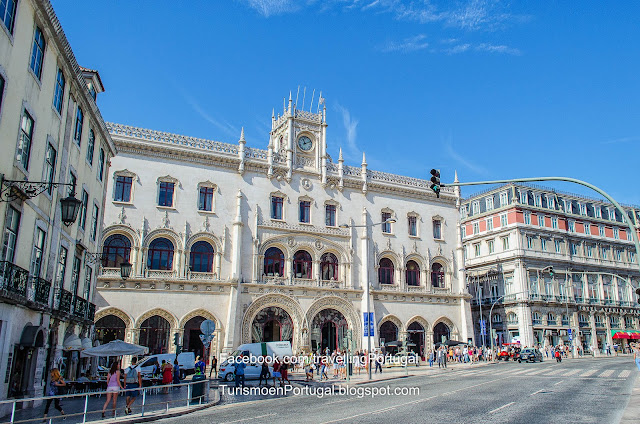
[33,276,51,306]
[87,302,96,321]
[73,296,87,318]
[56,289,73,314]
[0,261,29,299]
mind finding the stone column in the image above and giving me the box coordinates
[589,312,599,356]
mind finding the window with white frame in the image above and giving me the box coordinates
[499,192,508,207]
[500,213,508,227]
[158,181,175,207]
[547,196,555,209]
[535,195,542,207]
[540,238,547,251]
[472,222,479,235]
[408,215,418,236]
[586,244,593,258]
[486,197,494,211]
[599,225,605,237]
[520,191,528,204]
[524,211,531,225]
[463,245,468,260]
[608,208,616,221]
[614,227,619,239]
[601,246,609,259]
[564,200,572,213]
[595,207,602,218]
[551,216,558,229]
[570,242,577,255]
[381,211,393,233]
[488,239,495,254]
[538,214,545,227]
[471,201,479,215]
[460,205,468,219]
[486,217,493,231]
[568,220,575,232]
[554,239,561,253]
[461,226,466,238]
[527,236,534,249]
[432,218,442,239]
[584,223,591,235]
[474,243,481,257]
[501,236,509,250]
[579,203,587,216]
[627,231,633,241]
[630,250,636,262]
[616,249,622,261]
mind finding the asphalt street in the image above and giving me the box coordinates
[159,356,636,424]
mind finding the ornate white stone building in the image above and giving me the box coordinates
[95,96,473,363]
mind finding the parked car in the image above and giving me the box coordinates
[518,348,543,363]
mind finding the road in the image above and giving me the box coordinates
[159,356,636,424]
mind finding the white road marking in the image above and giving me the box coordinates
[488,402,515,414]
[320,377,506,424]
[219,413,276,424]
[326,398,354,405]
[554,380,564,386]
[619,370,631,378]
[529,389,545,396]
[580,369,597,377]
[599,370,614,378]
[563,369,580,376]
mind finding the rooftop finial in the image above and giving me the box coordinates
[272,108,275,119]
[239,127,245,143]
[454,170,459,183]
[361,152,367,166]
[339,147,343,161]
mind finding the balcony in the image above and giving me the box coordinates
[32,276,51,307]
[574,296,585,303]
[589,298,601,305]
[0,261,29,301]
[54,289,73,314]
[579,321,589,328]
[541,295,554,302]
[87,302,96,321]
[73,296,88,318]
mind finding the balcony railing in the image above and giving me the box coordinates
[55,289,73,314]
[0,261,29,299]
[575,296,584,303]
[87,302,96,321]
[33,276,51,306]
[73,296,87,318]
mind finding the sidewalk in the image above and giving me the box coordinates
[1,383,219,424]
[620,369,639,424]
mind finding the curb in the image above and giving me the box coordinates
[620,371,639,424]
[97,394,221,424]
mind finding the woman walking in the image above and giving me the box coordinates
[102,361,123,418]
[161,360,173,394]
[43,368,66,421]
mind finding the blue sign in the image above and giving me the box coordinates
[567,329,572,335]
[364,312,369,337]
[369,312,375,337]
[568,329,572,340]
[480,319,486,336]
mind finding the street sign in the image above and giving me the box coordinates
[200,319,216,336]
[480,319,486,336]
[368,312,375,337]
[364,312,369,337]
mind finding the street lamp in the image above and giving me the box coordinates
[339,217,396,380]
[469,268,498,349]
[85,252,133,280]
[0,175,82,226]
[489,291,527,352]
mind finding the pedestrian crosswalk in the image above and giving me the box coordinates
[454,364,634,380]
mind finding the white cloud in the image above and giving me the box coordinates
[445,140,487,175]
[380,34,429,53]
[475,42,521,55]
[183,94,239,139]
[245,0,298,17]
[445,43,471,54]
[335,103,360,160]
[602,136,640,145]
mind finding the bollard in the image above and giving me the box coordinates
[82,394,89,424]
[141,388,146,417]
[187,383,192,407]
[10,401,15,424]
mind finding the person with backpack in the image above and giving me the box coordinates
[124,357,142,415]
[555,347,562,363]
[43,368,66,421]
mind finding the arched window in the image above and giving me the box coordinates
[379,258,394,285]
[578,313,589,326]
[561,314,569,326]
[320,253,339,281]
[406,260,420,286]
[139,315,171,355]
[95,315,126,344]
[547,312,555,325]
[492,314,502,324]
[380,321,398,344]
[532,312,542,325]
[147,238,174,270]
[189,241,214,273]
[264,247,285,277]
[293,250,312,279]
[102,234,131,268]
[507,313,518,325]
[431,263,444,287]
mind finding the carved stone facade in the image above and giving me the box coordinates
[95,96,473,363]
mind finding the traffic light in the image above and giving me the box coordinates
[173,332,180,346]
[430,169,441,198]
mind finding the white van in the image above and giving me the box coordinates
[217,341,293,382]
[136,352,196,379]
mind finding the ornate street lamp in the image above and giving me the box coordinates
[85,252,133,280]
[0,174,81,226]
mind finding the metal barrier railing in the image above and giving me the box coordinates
[0,379,213,424]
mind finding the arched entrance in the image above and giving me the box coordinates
[311,309,348,353]
[183,316,206,358]
[251,307,293,343]
[139,316,171,354]
[380,321,399,346]
[407,322,425,357]
[95,315,126,344]
[433,322,450,345]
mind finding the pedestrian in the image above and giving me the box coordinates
[555,348,562,363]
[195,356,206,375]
[209,356,218,378]
[273,358,282,386]
[235,354,246,388]
[633,344,640,371]
[124,357,142,415]
[172,359,181,385]
[259,357,270,386]
[281,361,291,385]
[429,349,434,367]
[161,360,173,394]
[320,358,329,380]
[43,368,66,421]
[102,361,123,418]
[375,351,383,374]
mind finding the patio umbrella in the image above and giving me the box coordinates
[81,340,148,358]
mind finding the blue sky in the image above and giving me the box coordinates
[52,0,640,205]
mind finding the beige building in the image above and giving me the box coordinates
[0,0,115,406]
[94,97,473,370]
[460,184,640,354]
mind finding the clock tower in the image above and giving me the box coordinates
[268,91,328,185]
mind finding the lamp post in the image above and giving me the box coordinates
[470,268,499,349]
[489,291,527,352]
[84,251,133,280]
[339,217,396,380]
[0,174,82,226]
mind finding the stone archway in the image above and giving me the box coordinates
[241,294,306,352]
[306,296,360,351]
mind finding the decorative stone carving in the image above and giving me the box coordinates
[162,211,171,229]
[301,178,312,190]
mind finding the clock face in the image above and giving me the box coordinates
[298,136,313,151]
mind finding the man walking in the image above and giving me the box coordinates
[375,351,383,374]
[235,355,246,388]
[124,357,142,415]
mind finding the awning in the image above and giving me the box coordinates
[611,330,640,339]
[64,333,83,351]
[81,337,93,350]
[20,325,45,348]
[81,339,148,357]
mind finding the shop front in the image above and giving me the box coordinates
[611,330,640,353]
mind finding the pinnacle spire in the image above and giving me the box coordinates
[361,152,367,166]
[454,170,459,183]
[239,127,245,143]
[338,147,343,161]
